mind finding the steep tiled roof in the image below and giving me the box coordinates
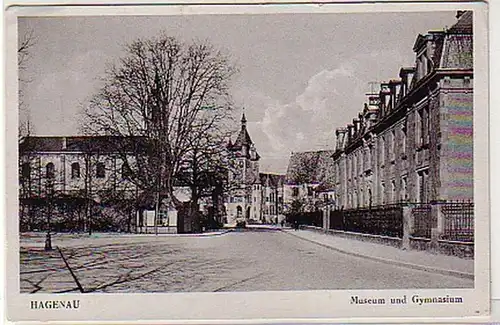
[259,173,285,187]
[447,11,473,34]
[232,128,253,149]
[285,150,335,188]
[440,11,473,69]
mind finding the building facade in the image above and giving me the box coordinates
[333,11,473,210]
[18,136,145,232]
[225,114,285,224]
[284,150,335,226]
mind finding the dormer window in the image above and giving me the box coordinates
[417,54,427,80]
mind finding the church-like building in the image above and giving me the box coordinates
[225,114,285,225]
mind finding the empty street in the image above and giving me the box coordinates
[20,229,472,293]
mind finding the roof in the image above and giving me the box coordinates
[228,113,254,152]
[259,173,285,187]
[19,136,149,154]
[232,128,253,149]
[440,11,473,69]
[447,11,473,34]
[285,150,335,189]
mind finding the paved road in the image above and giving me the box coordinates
[20,230,473,293]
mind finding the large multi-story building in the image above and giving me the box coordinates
[333,11,473,210]
[18,136,145,232]
[225,113,285,224]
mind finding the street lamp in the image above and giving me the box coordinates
[44,179,54,251]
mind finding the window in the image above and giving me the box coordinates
[46,162,55,179]
[96,162,106,178]
[417,170,429,203]
[368,146,373,169]
[401,176,408,202]
[391,180,396,203]
[424,106,430,146]
[380,183,385,205]
[307,187,314,197]
[401,122,407,156]
[122,164,131,179]
[390,130,396,161]
[416,109,424,147]
[292,187,299,197]
[21,163,30,179]
[380,136,385,166]
[71,162,80,179]
[353,154,357,178]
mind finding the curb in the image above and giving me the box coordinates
[143,230,233,237]
[282,230,474,281]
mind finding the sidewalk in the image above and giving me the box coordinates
[282,229,474,280]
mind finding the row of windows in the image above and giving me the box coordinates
[345,169,429,207]
[21,162,132,180]
[291,187,316,197]
[344,119,413,181]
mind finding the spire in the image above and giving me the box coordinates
[241,110,247,129]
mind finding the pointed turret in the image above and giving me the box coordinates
[241,112,247,128]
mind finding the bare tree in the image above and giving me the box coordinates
[18,28,36,140]
[176,126,235,232]
[83,34,237,233]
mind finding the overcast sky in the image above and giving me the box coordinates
[18,12,459,173]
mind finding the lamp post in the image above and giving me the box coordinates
[44,179,54,251]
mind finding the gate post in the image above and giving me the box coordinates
[402,206,412,250]
[429,202,444,253]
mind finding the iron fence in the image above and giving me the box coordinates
[411,204,433,238]
[440,200,474,242]
[329,204,404,238]
[286,211,322,227]
[327,201,474,242]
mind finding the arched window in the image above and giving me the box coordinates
[46,162,55,179]
[21,163,31,179]
[122,164,131,179]
[96,162,105,178]
[71,162,80,179]
[236,206,242,217]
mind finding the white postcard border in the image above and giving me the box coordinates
[4,2,490,323]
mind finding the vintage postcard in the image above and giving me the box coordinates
[4,1,490,323]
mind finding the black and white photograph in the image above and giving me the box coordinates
[5,2,489,322]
